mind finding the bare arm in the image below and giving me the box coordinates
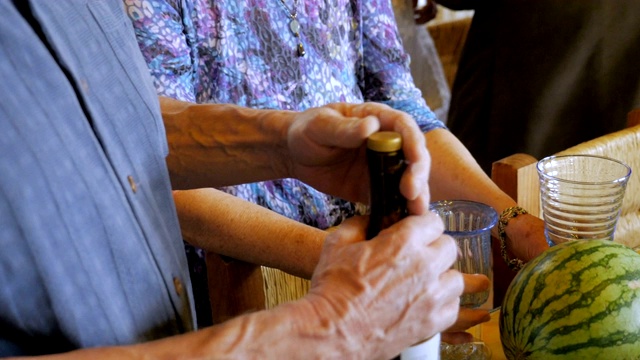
[427,129,515,210]
[161,97,292,190]
[162,97,432,278]
[173,188,323,279]
[161,97,431,214]
[14,216,463,360]
[426,128,548,261]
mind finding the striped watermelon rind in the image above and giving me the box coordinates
[500,240,640,360]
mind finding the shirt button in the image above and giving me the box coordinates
[127,175,137,193]
[173,277,184,297]
[79,78,89,93]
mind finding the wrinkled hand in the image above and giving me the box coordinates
[287,102,431,215]
[442,274,492,344]
[303,215,463,359]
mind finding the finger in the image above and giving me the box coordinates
[419,211,445,243]
[406,189,429,216]
[462,273,491,294]
[373,212,445,247]
[344,103,427,170]
[433,270,465,330]
[393,128,429,204]
[437,268,465,301]
[403,161,430,215]
[427,235,459,274]
[329,102,430,204]
[441,331,475,345]
[301,109,380,150]
[447,307,491,332]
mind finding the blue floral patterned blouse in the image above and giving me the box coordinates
[125,0,445,229]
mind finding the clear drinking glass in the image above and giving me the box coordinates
[440,340,492,360]
[429,200,498,308]
[430,200,496,360]
[537,155,631,245]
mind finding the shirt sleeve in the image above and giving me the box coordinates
[124,0,197,102]
[360,0,447,133]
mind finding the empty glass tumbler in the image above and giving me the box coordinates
[430,200,497,308]
[537,155,631,245]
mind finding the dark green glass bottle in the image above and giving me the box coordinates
[366,131,441,359]
[366,131,408,240]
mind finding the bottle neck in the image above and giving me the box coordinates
[366,147,408,240]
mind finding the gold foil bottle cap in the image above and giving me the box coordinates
[367,131,402,152]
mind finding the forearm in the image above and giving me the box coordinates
[174,188,324,279]
[133,300,353,359]
[21,300,350,360]
[15,215,461,360]
[425,129,548,260]
[427,129,516,213]
[161,96,293,189]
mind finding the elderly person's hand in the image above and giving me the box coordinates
[287,102,431,215]
[54,205,463,359]
[304,214,463,359]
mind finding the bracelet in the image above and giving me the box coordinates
[498,206,528,271]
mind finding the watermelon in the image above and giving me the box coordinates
[500,240,640,359]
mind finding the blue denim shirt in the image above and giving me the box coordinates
[0,0,194,355]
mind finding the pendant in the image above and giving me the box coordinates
[289,19,301,35]
[297,42,306,57]
[289,18,304,57]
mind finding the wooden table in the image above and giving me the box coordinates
[469,309,506,360]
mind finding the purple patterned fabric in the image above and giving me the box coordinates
[125,0,445,228]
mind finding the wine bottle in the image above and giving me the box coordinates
[366,131,408,240]
[366,131,440,360]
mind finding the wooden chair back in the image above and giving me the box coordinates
[427,16,472,89]
[490,110,640,305]
[492,123,640,248]
[206,254,310,324]
[628,108,640,127]
[553,125,640,249]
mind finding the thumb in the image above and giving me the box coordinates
[462,273,491,294]
[324,216,368,248]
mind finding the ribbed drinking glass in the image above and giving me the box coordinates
[537,154,631,245]
[430,200,497,308]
